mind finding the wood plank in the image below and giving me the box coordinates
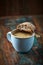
[0,25,20,65]
[0,16,43,65]
[32,16,43,45]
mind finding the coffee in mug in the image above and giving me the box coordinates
[12,30,32,38]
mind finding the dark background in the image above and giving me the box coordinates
[0,0,43,17]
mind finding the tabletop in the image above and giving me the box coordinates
[0,16,43,65]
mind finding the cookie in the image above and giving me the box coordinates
[17,22,35,33]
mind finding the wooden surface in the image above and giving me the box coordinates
[32,16,43,45]
[0,16,43,65]
[0,0,43,16]
[0,26,20,65]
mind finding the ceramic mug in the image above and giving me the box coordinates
[7,29,35,52]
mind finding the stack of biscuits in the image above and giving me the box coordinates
[16,22,36,34]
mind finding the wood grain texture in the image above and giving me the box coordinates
[0,16,43,65]
[0,25,20,65]
[32,16,43,45]
[0,0,43,16]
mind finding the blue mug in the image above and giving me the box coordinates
[7,29,35,52]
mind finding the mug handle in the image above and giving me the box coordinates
[7,32,12,43]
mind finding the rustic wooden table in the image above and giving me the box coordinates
[0,16,43,65]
